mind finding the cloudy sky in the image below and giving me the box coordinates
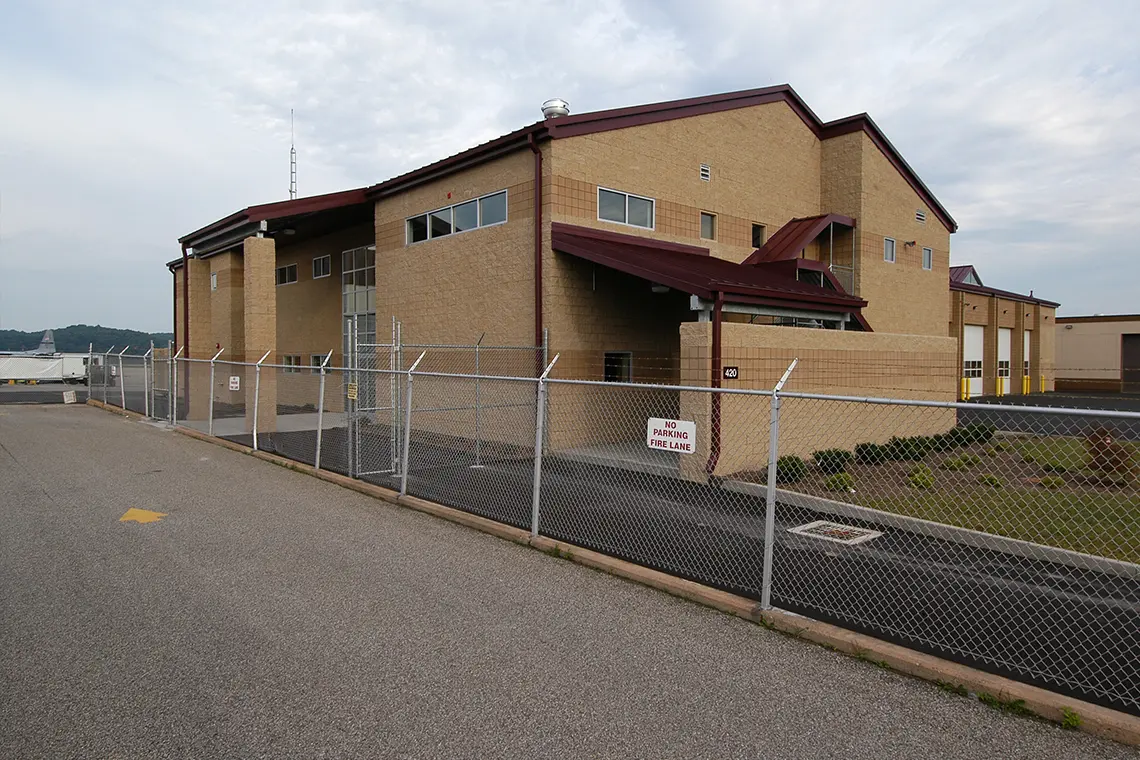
[0,0,1137,331]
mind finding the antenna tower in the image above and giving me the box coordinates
[289,109,297,200]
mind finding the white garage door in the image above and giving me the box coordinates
[998,328,1012,396]
[963,325,984,398]
[1023,330,1032,393]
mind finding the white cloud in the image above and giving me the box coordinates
[0,0,1137,330]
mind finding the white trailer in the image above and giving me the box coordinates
[0,354,90,383]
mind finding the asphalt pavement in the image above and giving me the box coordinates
[2,404,1135,758]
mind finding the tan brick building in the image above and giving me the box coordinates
[170,84,1024,472]
[948,265,1059,400]
[1055,314,1140,393]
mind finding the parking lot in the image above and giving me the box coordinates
[2,404,1133,758]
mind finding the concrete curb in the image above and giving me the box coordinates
[85,402,1140,747]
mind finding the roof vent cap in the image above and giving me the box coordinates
[541,98,570,119]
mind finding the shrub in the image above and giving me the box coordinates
[1039,476,1066,489]
[855,442,888,465]
[908,464,935,489]
[1021,453,1037,464]
[1042,462,1068,474]
[813,448,854,475]
[991,440,1011,452]
[948,426,973,447]
[964,423,996,444]
[977,473,1004,489]
[930,433,958,452]
[887,437,927,462]
[942,453,982,471]
[775,455,808,484]
[1084,426,1137,483]
[823,473,855,492]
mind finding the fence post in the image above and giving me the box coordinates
[102,346,114,404]
[530,354,560,538]
[144,344,153,418]
[394,316,403,471]
[86,343,93,401]
[207,348,224,436]
[473,334,484,468]
[760,358,798,611]
[315,349,334,470]
[252,350,271,451]
[170,346,183,425]
[398,352,426,496]
[117,346,129,410]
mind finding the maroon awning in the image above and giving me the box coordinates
[742,213,855,265]
[551,223,866,313]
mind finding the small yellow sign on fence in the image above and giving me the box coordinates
[346,383,358,400]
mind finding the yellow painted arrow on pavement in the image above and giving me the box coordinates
[119,508,167,524]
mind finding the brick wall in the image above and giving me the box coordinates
[374,147,538,348]
[677,322,957,479]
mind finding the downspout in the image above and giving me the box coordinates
[181,243,190,357]
[171,265,177,348]
[705,291,724,475]
[528,133,543,355]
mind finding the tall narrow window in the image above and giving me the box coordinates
[922,247,933,270]
[700,212,716,240]
[883,238,896,263]
[751,223,766,248]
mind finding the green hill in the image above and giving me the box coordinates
[0,325,174,354]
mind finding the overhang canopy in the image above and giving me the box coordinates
[178,187,372,256]
[742,213,855,265]
[551,223,867,315]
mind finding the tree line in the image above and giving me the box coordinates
[0,324,174,354]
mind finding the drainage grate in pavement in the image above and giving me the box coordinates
[788,520,883,546]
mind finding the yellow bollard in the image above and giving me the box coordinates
[960,377,968,401]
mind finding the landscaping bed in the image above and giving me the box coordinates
[730,425,1140,564]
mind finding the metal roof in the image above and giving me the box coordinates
[742,214,856,265]
[551,223,867,312]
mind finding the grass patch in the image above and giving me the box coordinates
[1061,707,1082,730]
[867,488,1140,563]
[1017,436,1140,473]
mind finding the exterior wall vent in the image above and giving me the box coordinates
[915,210,927,223]
[541,99,570,119]
[699,164,712,181]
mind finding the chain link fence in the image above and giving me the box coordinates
[88,342,1140,716]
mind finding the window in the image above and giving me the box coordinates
[405,190,507,245]
[598,187,654,229]
[963,360,982,378]
[603,351,632,383]
[963,271,982,286]
[210,272,218,291]
[310,354,326,375]
[313,255,331,279]
[700,212,716,240]
[916,210,927,223]
[922,247,933,270]
[341,245,376,316]
[406,215,428,243]
[699,164,711,181]
[998,360,1011,379]
[283,355,303,374]
[751,223,766,248]
[276,263,298,285]
[883,238,896,263]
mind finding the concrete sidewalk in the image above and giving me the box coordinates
[1,405,1134,759]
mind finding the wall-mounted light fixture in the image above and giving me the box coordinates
[904,240,917,247]
[651,284,670,294]
[1065,324,1074,330]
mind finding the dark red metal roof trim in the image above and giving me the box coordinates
[950,280,1059,308]
[742,213,856,266]
[551,222,866,311]
[179,187,369,245]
